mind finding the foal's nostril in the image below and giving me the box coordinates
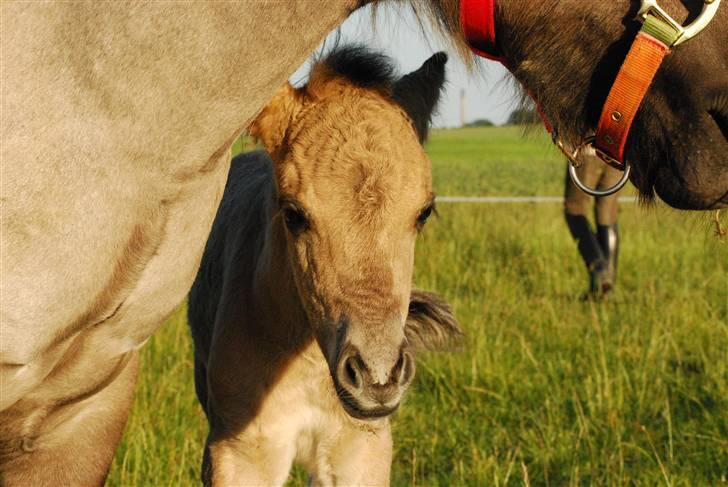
[344,356,361,389]
[395,352,404,371]
[340,353,365,391]
[391,352,405,380]
[396,350,415,387]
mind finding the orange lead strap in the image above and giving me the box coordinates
[593,12,685,169]
[594,32,670,170]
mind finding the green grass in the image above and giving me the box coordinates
[108,126,727,486]
[426,126,638,198]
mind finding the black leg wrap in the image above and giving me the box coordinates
[565,213,605,269]
[597,224,619,285]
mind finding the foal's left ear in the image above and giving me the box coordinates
[248,83,303,157]
[405,289,463,352]
[393,52,447,143]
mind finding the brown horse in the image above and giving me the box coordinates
[394,0,726,209]
[0,1,723,483]
[493,0,727,210]
[188,48,461,486]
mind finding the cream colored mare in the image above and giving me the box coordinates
[0,2,361,484]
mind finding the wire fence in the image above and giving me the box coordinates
[436,196,638,203]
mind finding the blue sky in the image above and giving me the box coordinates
[291,3,519,127]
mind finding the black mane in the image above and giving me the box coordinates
[319,45,398,90]
[315,44,447,143]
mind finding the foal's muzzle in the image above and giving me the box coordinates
[333,344,415,419]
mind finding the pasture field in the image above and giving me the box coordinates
[109,126,727,486]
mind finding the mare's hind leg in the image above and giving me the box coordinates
[0,351,139,486]
[312,423,392,487]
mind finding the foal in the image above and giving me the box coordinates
[188,47,461,486]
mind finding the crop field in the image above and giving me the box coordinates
[108,126,727,486]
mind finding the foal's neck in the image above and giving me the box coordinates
[252,216,311,350]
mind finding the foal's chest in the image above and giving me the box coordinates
[254,342,387,473]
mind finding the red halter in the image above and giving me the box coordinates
[459,0,504,62]
[460,0,555,133]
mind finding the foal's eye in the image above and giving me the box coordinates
[416,203,435,229]
[282,206,309,235]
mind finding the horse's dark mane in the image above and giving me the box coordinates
[368,0,471,62]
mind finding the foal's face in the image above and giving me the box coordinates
[250,49,447,419]
[277,94,433,418]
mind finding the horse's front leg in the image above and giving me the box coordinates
[203,425,297,487]
[0,350,139,486]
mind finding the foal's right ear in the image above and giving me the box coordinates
[248,83,303,156]
[405,289,463,352]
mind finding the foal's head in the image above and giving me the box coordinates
[250,46,446,418]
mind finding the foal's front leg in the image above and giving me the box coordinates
[311,422,393,487]
[204,427,297,487]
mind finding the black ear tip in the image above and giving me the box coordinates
[429,52,448,66]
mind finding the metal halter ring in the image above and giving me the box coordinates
[568,159,631,197]
[554,134,631,197]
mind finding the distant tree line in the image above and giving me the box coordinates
[460,107,540,128]
[465,118,494,127]
[505,107,540,125]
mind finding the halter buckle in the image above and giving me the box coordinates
[638,0,722,46]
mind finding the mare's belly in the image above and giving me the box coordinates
[0,155,230,413]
